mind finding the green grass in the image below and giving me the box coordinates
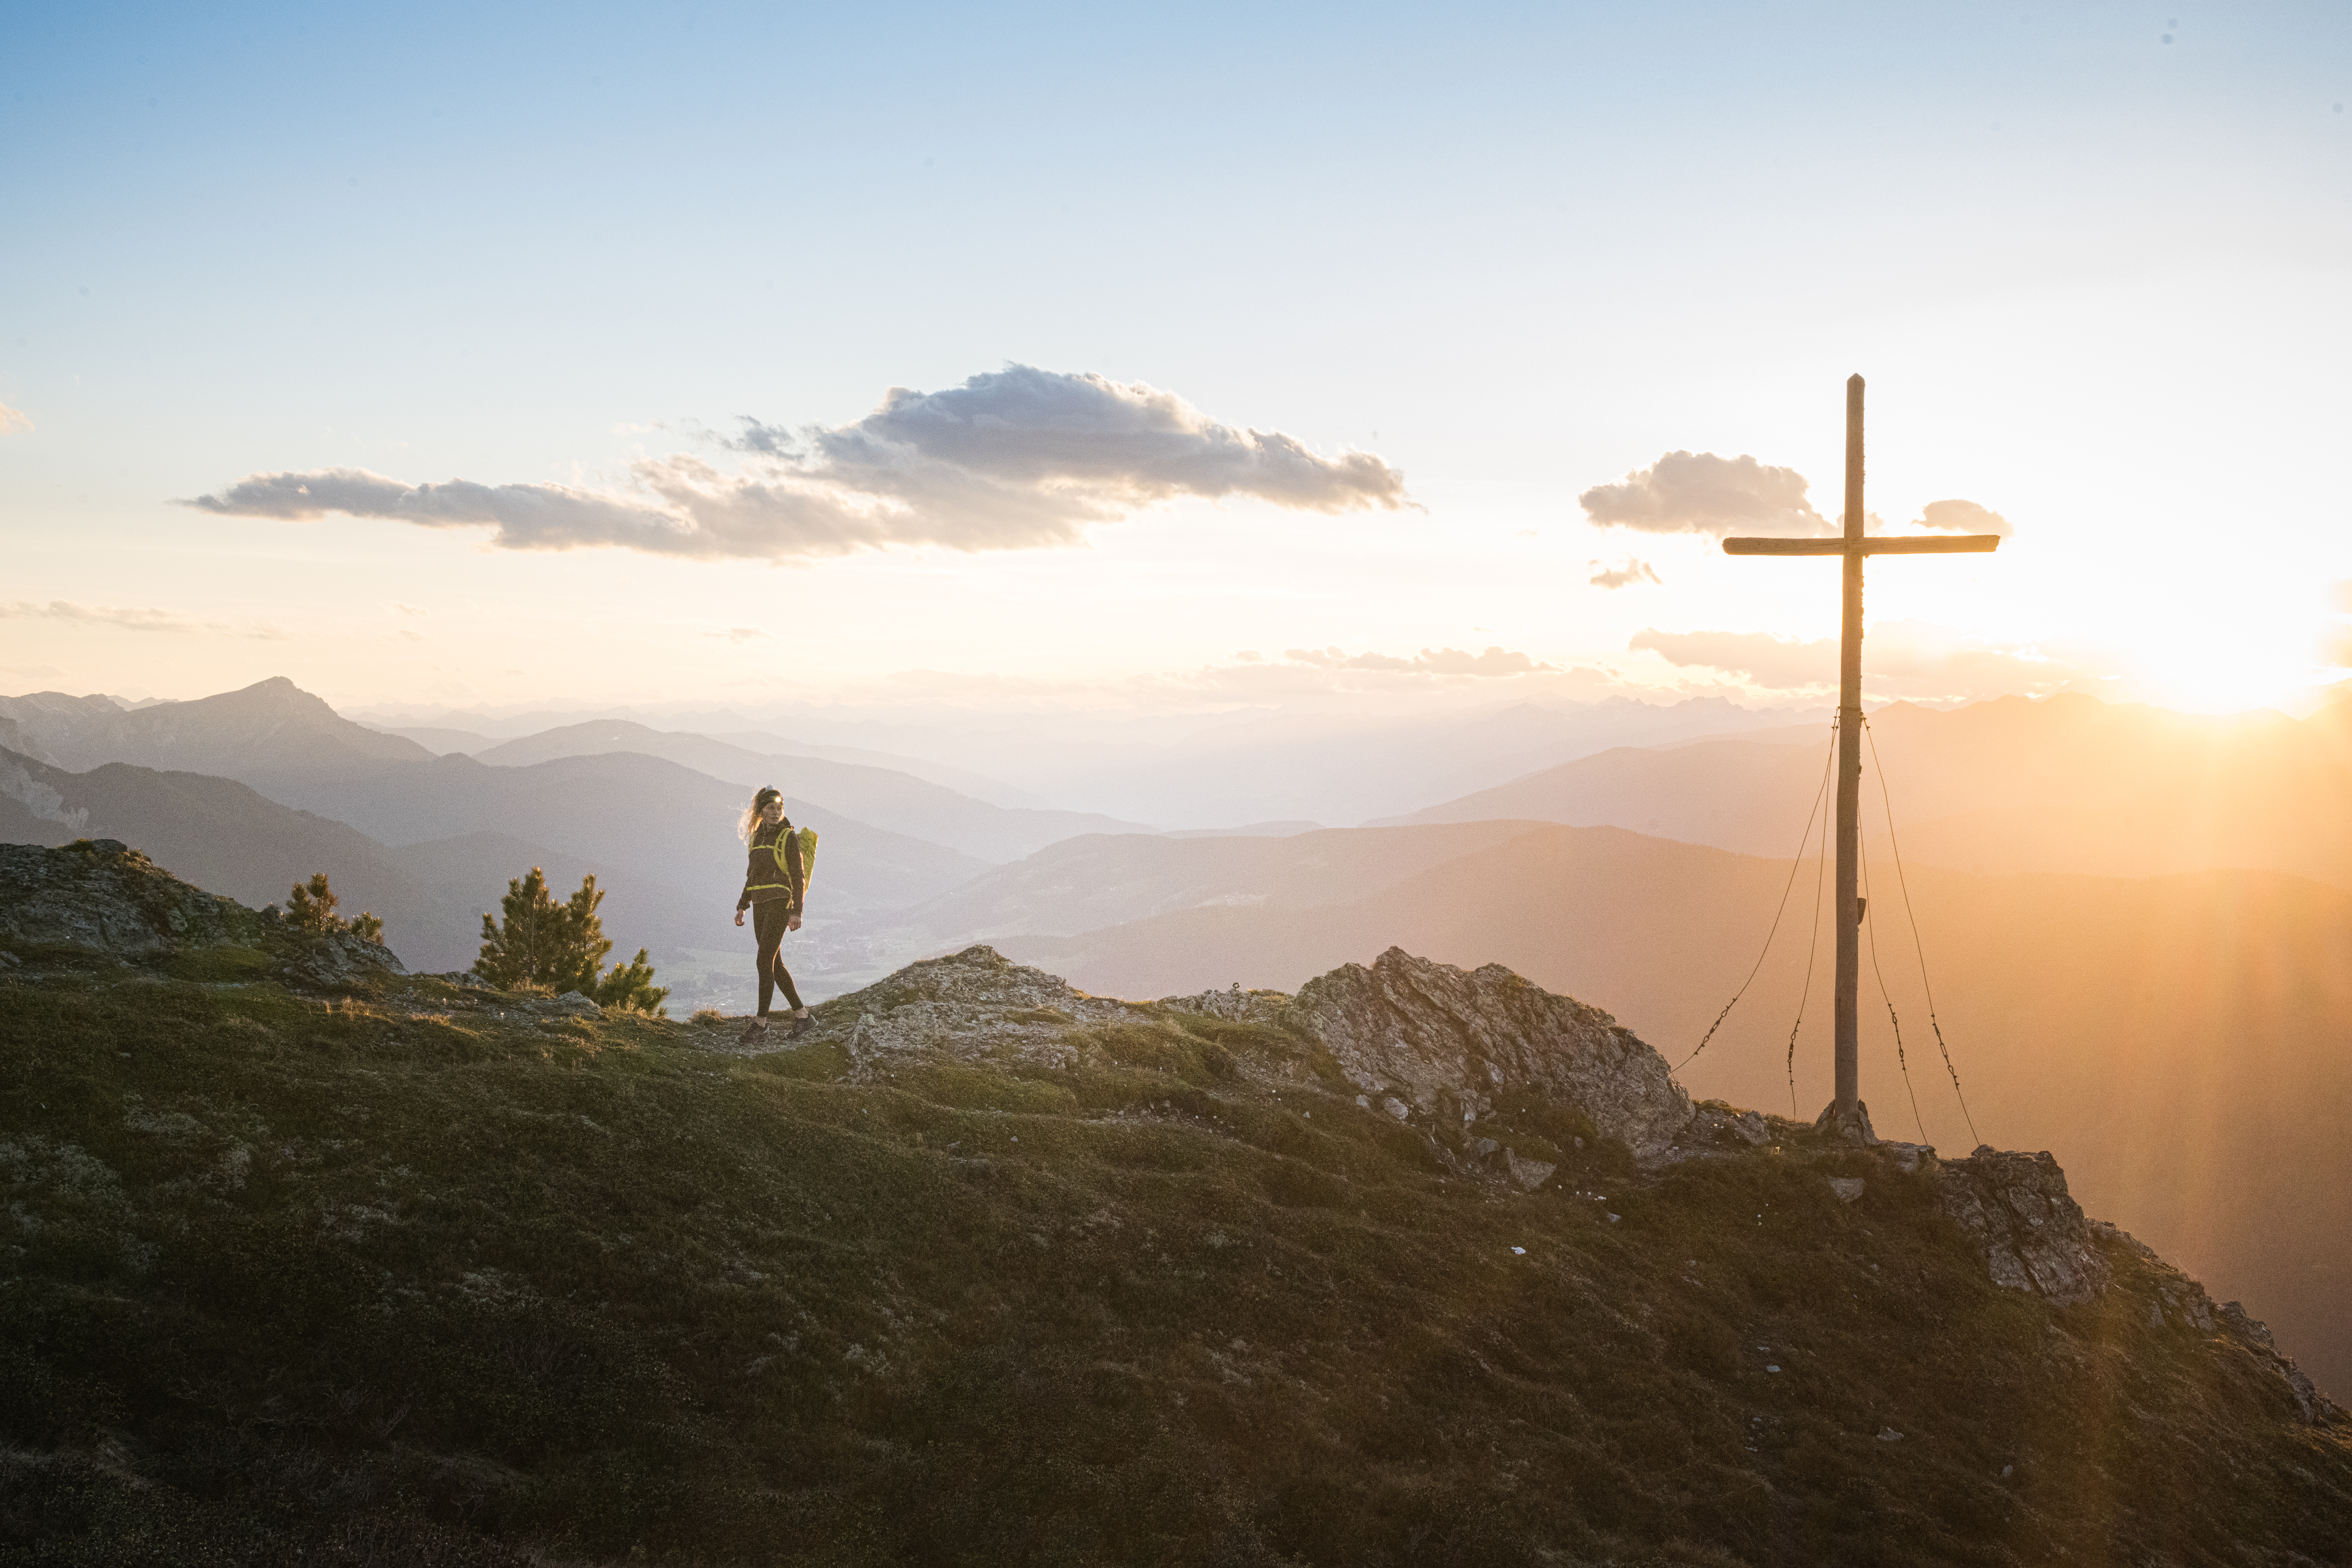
[1,970,2347,1566]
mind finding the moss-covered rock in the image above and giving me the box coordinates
[0,841,404,991]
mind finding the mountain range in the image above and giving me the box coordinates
[1382,690,2352,889]
[0,680,1139,866]
[467,719,1149,862]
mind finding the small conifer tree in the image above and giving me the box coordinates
[474,868,627,997]
[283,872,385,945]
[595,948,670,1017]
[285,872,340,933]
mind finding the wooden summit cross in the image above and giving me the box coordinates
[1722,376,1999,1142]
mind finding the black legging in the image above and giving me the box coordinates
[753,900,804,1016]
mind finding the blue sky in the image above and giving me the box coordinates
[4,1,2347,720]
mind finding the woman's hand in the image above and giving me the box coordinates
[788,914,802,932]
[733,909,745,927]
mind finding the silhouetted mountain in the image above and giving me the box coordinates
[383,830,709,975]
[0,678,431,790]
[278,749,989,926]
[473,718,1149,862]
[0,725,990,977]
[1382,692,2352,890]
[0,743,446,959]
[984,820,2352,1402]
[707,729,1048,807]
[887,820,1545,951]
[369,724,497,755]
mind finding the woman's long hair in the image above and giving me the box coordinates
[738,788,783,843]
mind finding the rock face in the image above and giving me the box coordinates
[1292,947,1692,1159]
[1937,1146,2112,1306]
[0,840,404,987]
[0,840,263,957]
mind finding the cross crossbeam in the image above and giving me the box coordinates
[1720,376,1997,1141]
[1722,535,2004,557]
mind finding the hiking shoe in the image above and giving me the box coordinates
[787,1013,817,1039]
[736,1018,770,1045]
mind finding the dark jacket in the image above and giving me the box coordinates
[737,819,806,914]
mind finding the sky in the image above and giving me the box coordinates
[4,0,2349,738]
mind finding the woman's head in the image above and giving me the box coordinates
[738,785,785,840]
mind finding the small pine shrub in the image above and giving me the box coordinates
[284,872,339,933]
[283,872,383,945]
[595,948,670,1017]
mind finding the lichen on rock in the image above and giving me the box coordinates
[1290,946,1692,1159]
[1937,1146,2112,1306]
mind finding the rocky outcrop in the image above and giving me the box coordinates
[0,840,264,957]
[775,946,1693,1163]
[2092,1221,2344,1426]
[1292,947,1691,1158]
[780,945,1140,1070]
[1937,1146,2111,1306]
[0,840,404,987]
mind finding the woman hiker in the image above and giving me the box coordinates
[733,786,814,1044]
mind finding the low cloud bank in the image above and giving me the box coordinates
[186,366,1409,561]
[0,600,287,640]
[1284,645,1558,677]
[0,402,30,435]
[1632,623,2083,698]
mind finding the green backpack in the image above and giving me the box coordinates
[794,826,819,895]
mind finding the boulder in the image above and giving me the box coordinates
[1937,1146,2111,1306]
[273,928,409,989]
[1290,947,1691,1158]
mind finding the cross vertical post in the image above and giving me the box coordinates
[1721,377,2000,1141]
[1835,375,1865,1128]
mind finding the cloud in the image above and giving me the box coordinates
[0,402,30,435]
[1629,629,1835,687]
[183,469,697,551]
[708,627,771,642]
[186,366,1412,562]
[1908,498,2012,537]
[0,600,286,639]
[1282,644,1557,677]
[1580,451,1827,537]
[1589,558,1661,590]
[3,599,205,634]
[1629,621,2091,698]
[388,602,429,617]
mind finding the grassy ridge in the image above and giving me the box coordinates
[2,971,2348,1566]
